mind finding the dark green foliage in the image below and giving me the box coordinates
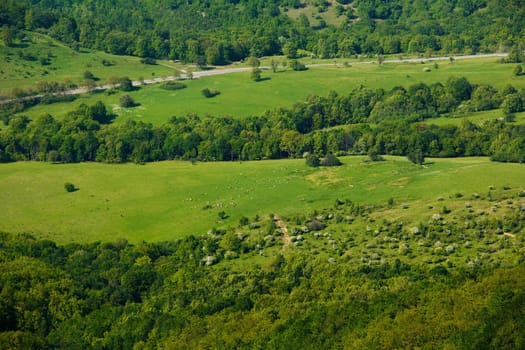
[0,232,524,348]
[159,81,187,90]
[201,88,220,98]
[305,153,320,167]
[83,70,95,80]
[118,77,133,91]
[368,149,384,162]
[251,67,262,81]
[140,57,156,65]
[407,148,425,165]
[1,80,525,164]
[289,59,307,71]
[101,59,114,66]
[64,182,76,192]
[119,94,136,108]
[2,0,525,64]
[320,153,342,166]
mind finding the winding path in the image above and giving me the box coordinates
[274,216,291,247]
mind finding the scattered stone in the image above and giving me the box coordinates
[202,255,216,266]
[410,227,420,235]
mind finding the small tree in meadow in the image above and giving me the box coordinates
[305,153,320,167]
[83,70,96,80]
[321,153,342,167]
[407,149,425,165]
[64,182,77,192]
[118,77,134,91]
[251,67,262,81]
[120,94,136,107]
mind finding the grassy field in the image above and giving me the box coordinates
[19,57,525,125]
[423,110,525,126]
[0,32,177,95]
[1,156,523,243]
[284,0,352,27]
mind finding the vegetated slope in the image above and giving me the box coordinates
[0,157,524,243]
[0,179,524,348]
[0,32,176,94]
[1,0,524,63]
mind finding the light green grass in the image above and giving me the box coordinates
[422,110,525,126]
[1,156,523,243]
[0,32,178,95]
[19,57,525,124]
[284,0,352,27]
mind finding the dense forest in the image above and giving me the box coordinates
[1,0,524,63]
[2,77,525,164]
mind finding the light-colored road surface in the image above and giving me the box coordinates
[1,53,509,104]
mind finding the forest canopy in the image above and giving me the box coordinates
[1,0,524,63]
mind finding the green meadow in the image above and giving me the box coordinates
[1,156,523,243]
[0,32,177,95]
[423,110,525,126]
[19,57,525,125]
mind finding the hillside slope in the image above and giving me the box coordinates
[1,0,524,62]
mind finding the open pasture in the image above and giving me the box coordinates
[0,32,177,95]
[1,156,523,243]
[424,110,525,126]
[19,57,525,125]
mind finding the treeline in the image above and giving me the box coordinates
[1,231,524,348]
[2,77,525,164]
[1,0,524,63]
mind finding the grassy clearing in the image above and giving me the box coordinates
[284,0,353,27]
[19,57,525,124]
[422,110,525,126]
[1,156,523,243]
[0,32,178,95]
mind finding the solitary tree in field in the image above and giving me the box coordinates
[83,70,96,80]
[251,67,262,81]
[407,149,425,165]
[514,65,523,76]
[118,77,133,91]
[64,182,77,192]
[271,59,278,73]
[120,94,136,107]
[247,56,260,68]
[321,153,342,167]
[305,153,320,167]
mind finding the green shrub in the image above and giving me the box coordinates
[289,59,307,71]
[201,88,220,98]
[120,94,136,107]
[305,153,320,167]
[160,81,187,90]
[321,154,342,167]
[64,182,77,192]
